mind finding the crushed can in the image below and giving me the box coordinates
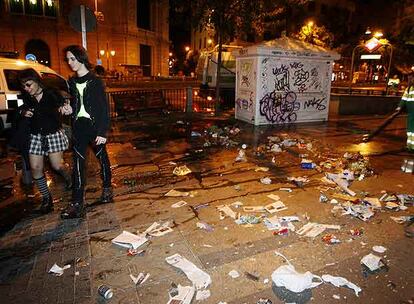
[98,285,113,300]
[301,162,316,169]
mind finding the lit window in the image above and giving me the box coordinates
[8,0,57,17]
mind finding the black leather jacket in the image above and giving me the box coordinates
[68,72,110,137]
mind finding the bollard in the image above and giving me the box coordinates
[186,87,193,113]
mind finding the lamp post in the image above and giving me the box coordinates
[348,30,392,94]
[100,42,115,70]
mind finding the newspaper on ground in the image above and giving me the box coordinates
[112,231,148,249]
[48,263,71,276]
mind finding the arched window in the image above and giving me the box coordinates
[25,39,51,66]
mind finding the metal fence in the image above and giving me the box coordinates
[105,87,235,118]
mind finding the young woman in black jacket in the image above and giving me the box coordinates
[60,45,113,219]
[18,68,71,213]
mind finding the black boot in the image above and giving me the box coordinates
[61,201,85,219]
[99,187,113,204]
[39,195,54,214]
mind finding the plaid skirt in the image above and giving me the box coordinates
[29,130,69,156]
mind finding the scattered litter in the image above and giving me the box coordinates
[173,165,192,176]
[319,193,329,203]
[245,271,260,281]
[267,194,281,201]
[127,249,145,256]
[330,199,339,204]
[260,177,272,185]
[165,254,212,289]
[350,228,364,236]
[167,285,195,304]
[279,187,292,192]
[230,201,243,208]
[363,197,382,209]
[218,205,239,219]
[143,221,174,237]
[272,252,322,293]
[171,200,188,208]
[75,271,79,276]
[235,215,261,225]
[322,274,361,296]
[48,263,71,276]
[287,176,309,187]
[265,201,287,213]
[397,194,414,205]
[361,253,385,272]
[196,222,214,232]
[165,189,190,197]
[326,172,356,196]
[263,278,269,284]
[372,245,387,253]
[322,234,340,245]
[255,166,269,172]
[300,159,316,169]
[385,202,400,210]
[130,272,150,285]
[195,289,211,301]
[333,294,341,300]
[235,148,247,162]
[112,231,148,249]
[98,284,113,300]
[228,270,240,279]
[257,299,272,304]
[191,131,202,137]
[202,244,212,248]
[243,206,265,213]
[297,222,340,238]
[390,215,414,224]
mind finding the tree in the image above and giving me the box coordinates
[185,0,311,113]
[295,21,334,48]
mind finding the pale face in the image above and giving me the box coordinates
[23,80,41,96]
[66,51,84,72]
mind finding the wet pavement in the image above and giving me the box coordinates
[0,110,413,304]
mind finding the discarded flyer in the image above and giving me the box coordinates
[360,253,385,271]
[166,285,195,304]
[297,222,340,238]
[165,254,212,290]
[112,231,148,249]
[130,272,150,285]
[264,216,296,232]
[390,215,414,224]
[321,274,361,296]
[165,189,190,197]
[264,201,287,214]
[173,165,192,176]
[171,200,188,208]
[230,201,243,208]
[48,263,71,276]
[279,187,292,192]
[235,215,261,225]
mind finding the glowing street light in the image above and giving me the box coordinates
[185,46,190,52]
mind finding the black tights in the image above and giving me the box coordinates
[72,118,111,203]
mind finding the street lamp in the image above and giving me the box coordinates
[349,30,392,93]
[99,42,115,70]
[185,46,190,52]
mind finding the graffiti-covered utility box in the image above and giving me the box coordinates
[234,37,340,125]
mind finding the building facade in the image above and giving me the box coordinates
[0,0,169,77]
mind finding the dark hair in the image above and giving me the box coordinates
[18,68,44,88]
[63,45,92,70]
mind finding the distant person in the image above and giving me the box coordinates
[60,45,113,219]
[18,68,71,213]
[388,74,400,95]
[395,72,414,153]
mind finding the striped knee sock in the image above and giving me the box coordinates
[34,175,50,198]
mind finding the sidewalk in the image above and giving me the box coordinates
[0,111,413,304]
